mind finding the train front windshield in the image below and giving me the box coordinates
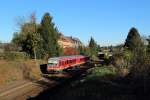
[48,59,58,66]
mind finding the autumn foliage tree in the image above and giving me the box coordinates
[12,12,63,59]
[12,13,41,59]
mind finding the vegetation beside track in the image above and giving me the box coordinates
[32,66,129,100]
[86,66,117,79]
[29,66,150,100]
[0,60,45,87]
[32,65,150,100]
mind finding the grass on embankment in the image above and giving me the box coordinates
[86,66,117,80]
[0,60,45,87]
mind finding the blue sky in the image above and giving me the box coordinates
[0,0,150,46]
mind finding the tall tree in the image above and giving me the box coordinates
[124,27,143,51]
[124,27,147,78]
[88,37,99,60]
[40,13,61,57]
[12,13,42,59]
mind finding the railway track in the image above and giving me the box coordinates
[0,78,56,100]
[0,64,93,100]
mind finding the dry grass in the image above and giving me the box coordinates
[0,59,45,87]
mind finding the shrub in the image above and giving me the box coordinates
[130,47,149,78]
[112,49,133,69]
[86,66,117,79]
[112,53,125,69]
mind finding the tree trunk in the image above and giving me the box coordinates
[34,47,36,61]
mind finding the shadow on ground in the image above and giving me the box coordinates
[28,69,150,100]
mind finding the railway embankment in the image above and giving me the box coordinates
[0,63,93,100]
[1,61,150,100]
[29,65,150,100]
[0,60,45,87]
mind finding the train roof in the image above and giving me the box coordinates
[48,55,86,61]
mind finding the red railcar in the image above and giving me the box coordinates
[47,55,89,72]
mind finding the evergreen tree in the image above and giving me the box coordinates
[88,37,99,60]
[124,27,143,51]
[89,37,98,53]
[40,13,61,57]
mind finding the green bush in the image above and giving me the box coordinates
[87,66,117,79]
